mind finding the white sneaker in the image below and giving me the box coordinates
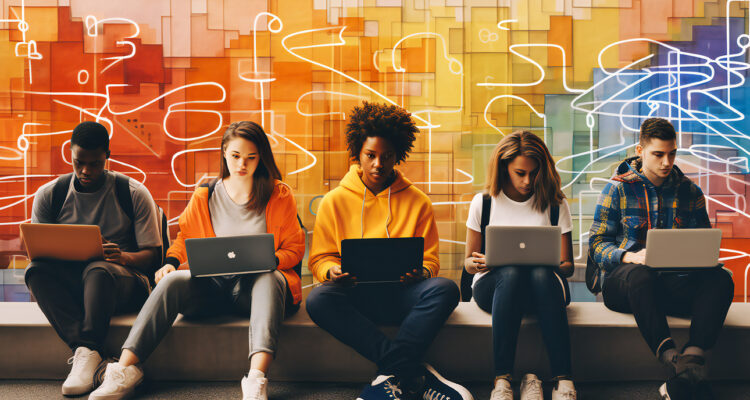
[520,373,543,400]
[88,363,143,400]
[551,380,577,400]
[241,374,268,400]
[61,346,101,396]
[490,378,514,400]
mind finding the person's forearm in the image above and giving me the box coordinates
[122,248,160,274]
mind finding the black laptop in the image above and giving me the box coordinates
[186,234,277,277]
[341,237,424,283]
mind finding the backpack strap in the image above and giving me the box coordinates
[50,173,74,222]
[114,174,135,222]
[550,204,559,227]
[479,194,492,253]
[461,194,492,302]
[200,179,218,201]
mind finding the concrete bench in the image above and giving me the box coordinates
[2,302,750,382]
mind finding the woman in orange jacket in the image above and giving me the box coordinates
[91,121,304,400]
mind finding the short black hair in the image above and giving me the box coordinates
[640,118,676,145]
[71,121,110,154]
[346,102,418,164]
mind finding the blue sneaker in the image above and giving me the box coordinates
[358,375,404,400]
[422,364,474,400]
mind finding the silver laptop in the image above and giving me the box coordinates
[645,229,722,269]
[186,234,276,277]
[485,226,562,267]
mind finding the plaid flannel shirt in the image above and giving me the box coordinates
[588,156,711,274]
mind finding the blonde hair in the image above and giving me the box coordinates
[486,131,564,212]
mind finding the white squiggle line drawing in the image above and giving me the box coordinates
[497,19,517,31]
[281,26,432,127]
[483,95,546,138]
[105,82,226,142]
[295,91,368,118]
[391,32,462,75]
[478,44,583,93]
[85,16,140,74]
[237,12,283,127]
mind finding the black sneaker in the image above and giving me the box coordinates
[674,354,707,383]
[658,376,692,400]
[421,364,474,400]
[358,375,404,400]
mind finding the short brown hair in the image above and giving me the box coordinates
[345,101,418,164]
[640,118,676,146]
[486,131,564,212]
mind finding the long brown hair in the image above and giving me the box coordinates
[219,121,282,213]
[486,130,564,212]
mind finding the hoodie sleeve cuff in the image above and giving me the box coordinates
[164,256,180,269]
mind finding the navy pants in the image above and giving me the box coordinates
[306,277,460,382]
[473,266,572,378]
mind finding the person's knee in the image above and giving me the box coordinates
[156,270,190,291]
[529,266,554,287]
[24,261,54,286]
[711,269,735,301]
[496,265,523,285]
[424,277,460,308]
[82,262,117,285]
[305,285,335,319]
[625,265,656,291]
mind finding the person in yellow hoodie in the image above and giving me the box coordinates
[305,102,472,400]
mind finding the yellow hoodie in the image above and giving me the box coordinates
[309,165,440,283]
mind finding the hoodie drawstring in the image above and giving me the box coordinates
[360,185,392,238]
[385,187,391,238]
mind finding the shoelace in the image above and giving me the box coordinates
[67,351,94,376]
[423,388,449,400]
[559,391,576,400]
[384,381,403,399]
[523,379,542,399]
[244,378,266,400]
[107,367,128,389]
[490,384,513,400]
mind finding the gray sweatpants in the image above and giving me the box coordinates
[122,270,287,362]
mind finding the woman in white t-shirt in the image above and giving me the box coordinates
[464,131,576,400]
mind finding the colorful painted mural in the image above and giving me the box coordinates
[1,0,749,301]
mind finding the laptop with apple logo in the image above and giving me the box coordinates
[185,234,277,277]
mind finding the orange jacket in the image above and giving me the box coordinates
[165,180,305,304]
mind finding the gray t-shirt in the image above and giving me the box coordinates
[209,179,266,237]
[31,171,162,253]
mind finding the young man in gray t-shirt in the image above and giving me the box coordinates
[24,121,162,397]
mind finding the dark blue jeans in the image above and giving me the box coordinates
[473,266,571,378]
[305,277,460,382]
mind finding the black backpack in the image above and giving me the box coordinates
[585,247,602,294]
[459,194,569,304]
[200,179,307,314]
[51,172,171,281]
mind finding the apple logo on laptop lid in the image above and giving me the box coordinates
[227,251,236,259]
[519,242,526,249]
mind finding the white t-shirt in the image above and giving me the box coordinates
[466,191,572,286]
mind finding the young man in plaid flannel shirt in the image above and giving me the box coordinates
[589,118,734,400]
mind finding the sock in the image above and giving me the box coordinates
[660,348,679,367]
[556,379,575,392]
[248,369,265,379]
[495,374,512,385]
[683,346,705,358]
